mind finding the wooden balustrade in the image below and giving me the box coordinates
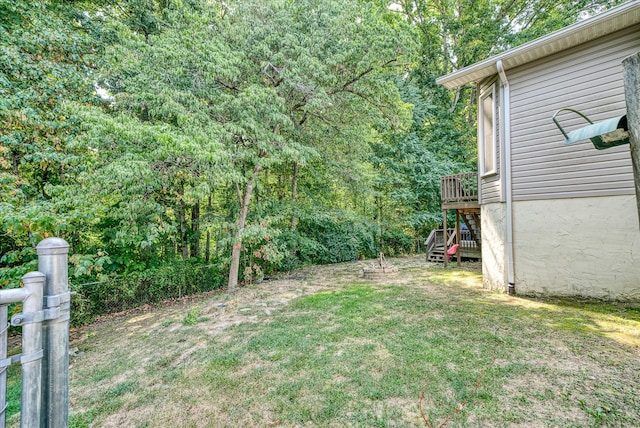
[440,172,478,207]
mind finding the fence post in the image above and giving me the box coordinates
[0,295,10,428]
[37,238,70,428]
[20,271,45,428]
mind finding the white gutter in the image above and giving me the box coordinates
[496,60,515,295]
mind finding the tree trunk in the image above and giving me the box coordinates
[205,231,211,263]
[190,201,200,258]
[228,162,263,291]
[205,193,212,263]
[291,161,299,231]
[179,199,188,260]
[277,172,284,201]
[375,194,382,247]
[623,52,640,229]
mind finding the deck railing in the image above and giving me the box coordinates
[425,228,479,261]
[458,230,478,250]
[440,172,478,204]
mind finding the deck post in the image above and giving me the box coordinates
[442,209,448,267]
[456,210,461,267]
[623,51,640,229]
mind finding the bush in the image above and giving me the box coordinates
[237,222,283,283]
[70,258,224,326]
[274,210,379,269]
[380,228,414,256]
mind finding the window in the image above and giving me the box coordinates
[479,85,496,176]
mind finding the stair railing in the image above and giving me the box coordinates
[424,229,437,261]
[447,230,457,246]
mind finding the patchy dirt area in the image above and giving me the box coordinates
[64,256,485,427]
[70,256,454,346]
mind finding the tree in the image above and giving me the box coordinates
[0,0,99,285]
[214,0,415,289]
[368,0,626,237]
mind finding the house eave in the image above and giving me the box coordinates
[436,1,640,89]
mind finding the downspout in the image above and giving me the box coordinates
[496,60,516,295]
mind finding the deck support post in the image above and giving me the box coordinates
[442,209,448,268]
[456,210,461,267]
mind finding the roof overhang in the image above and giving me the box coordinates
[436,1,640,89]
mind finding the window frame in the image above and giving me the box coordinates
[479,83,497,177]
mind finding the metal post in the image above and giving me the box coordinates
[20,272,44,428]
[0,288,32,428]
[0,299,8,428]
[456,210,461,267]
[0,277,45,428]
[37,238,70,428]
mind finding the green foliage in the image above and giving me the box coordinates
[275,210,379,269]
[380,228,414,257]
[70,258,224,325]
[0,0,627,324]
[239,222,283,281]
[182,306,206,326]
[0,0,97,236]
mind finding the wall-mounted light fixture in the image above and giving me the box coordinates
[552,108,628,150]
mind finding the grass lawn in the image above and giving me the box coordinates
[7,257,640,427]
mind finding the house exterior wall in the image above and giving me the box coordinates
[481,202,507,290]
[513,195,640,300]
[475,24,640,300]
[507,24,640,201]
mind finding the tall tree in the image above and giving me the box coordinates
[368,0,626,237]
[213,0,415,289]
[0,0,99,284]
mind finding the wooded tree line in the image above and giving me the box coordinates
[0,0,623,322]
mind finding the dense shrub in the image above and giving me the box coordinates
[380,228,414,256]
[237,222,283,282]
[274,211,379,270]
[70,259,224,326]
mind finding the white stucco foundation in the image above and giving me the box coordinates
[481,202,507,291]
[511,195,640,300]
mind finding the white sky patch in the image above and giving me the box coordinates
[94,83,113,101]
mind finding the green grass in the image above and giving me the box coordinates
[7,259,640,427]
[215,285,506,425]
[182,306,206,326]
[5,364,21,420]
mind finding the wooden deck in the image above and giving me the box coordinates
[431,172,482,265]
[441,172,479,210]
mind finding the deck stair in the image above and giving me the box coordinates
[462,212,481,248]
[428,172,482,264]
[425,228,481,263]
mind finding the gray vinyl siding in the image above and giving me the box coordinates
[507,24,640,201]
[479,78,501,204]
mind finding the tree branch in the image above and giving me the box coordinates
[216,78,239,92]
[329,58,397,95]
